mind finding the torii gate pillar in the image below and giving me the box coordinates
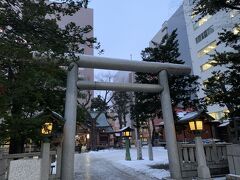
[159,70,181,179]
[61,63,78,180]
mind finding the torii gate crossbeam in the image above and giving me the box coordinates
[61,55,191,180]
[77,81,163,93]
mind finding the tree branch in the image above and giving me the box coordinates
[224,4,240,11]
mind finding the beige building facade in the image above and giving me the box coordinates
[58,8,94,82]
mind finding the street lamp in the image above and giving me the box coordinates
[189,119,211,179]
[122,128,131,161]
[40,121,53,180]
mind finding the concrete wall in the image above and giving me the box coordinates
[167,5,192,67]
[227,144,240,175]
[150,5,192,67]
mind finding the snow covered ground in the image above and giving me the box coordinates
[88,146,170,179]
[52,146,226,179]
[86,146,226,180]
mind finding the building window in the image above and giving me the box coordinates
[197,41,217,57]
[193,14,212,30]
[200,60,216,71]
[196,26,214,43]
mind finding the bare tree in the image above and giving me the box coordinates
[77,72,115,150]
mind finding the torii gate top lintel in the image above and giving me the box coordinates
[76,55,191,75]
[62,55,188,180]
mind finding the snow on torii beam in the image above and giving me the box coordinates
[77,81,163,93]
[76,55,191,75]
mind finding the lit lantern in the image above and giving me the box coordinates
[41,122,53,135]
[189,119,203,134]
[188,117,211,178]
[120,126,133,161]
[123,131,131,137]
[121,126,133,137]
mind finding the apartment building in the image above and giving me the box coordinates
[182,0,239,119]
[58,8,94,82]
[151,0,239,120]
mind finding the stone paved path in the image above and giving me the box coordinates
[74,153,159,180]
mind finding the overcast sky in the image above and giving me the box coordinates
[89,0,182,60]
[88,0,182,78]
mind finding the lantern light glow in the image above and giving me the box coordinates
[123,131,130,137]
[41,122,53,135]
[189,119,203,131]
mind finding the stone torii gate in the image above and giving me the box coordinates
[61,55,191,180]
